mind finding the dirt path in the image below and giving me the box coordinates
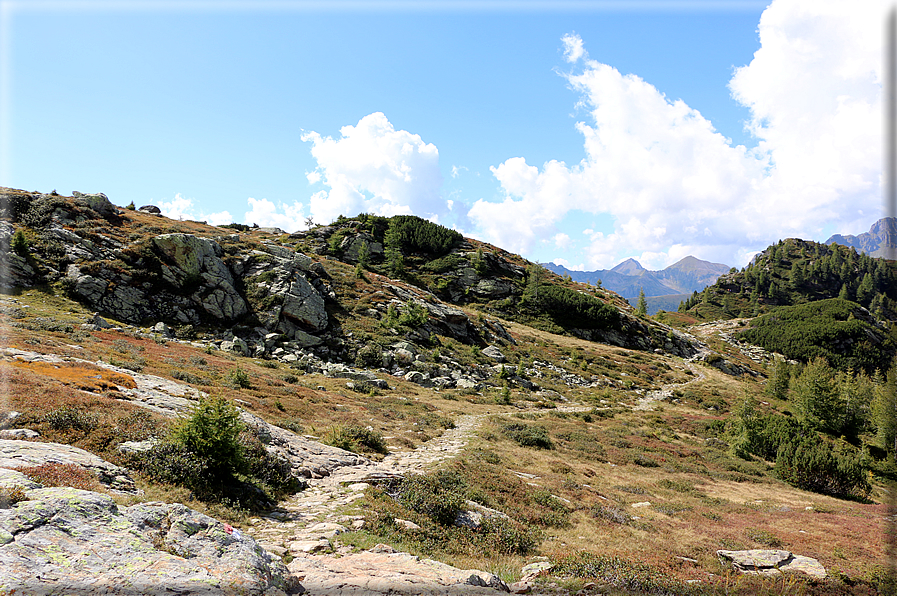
[634,361,706,410]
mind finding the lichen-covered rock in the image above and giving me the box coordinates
[151,233,248,321]
[717,549,827,579]
[0,486,302,595]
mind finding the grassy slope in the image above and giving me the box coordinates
[0,207,889,594]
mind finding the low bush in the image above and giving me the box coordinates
[19,462,101,491]
[502,423,553,449]
[43,407,98,432]
[0,485,26,507]
[324,424,388,455]
[226,367,252,389]
[551,552,675,594]
[398,469,467,526]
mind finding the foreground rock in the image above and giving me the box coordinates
[0,469,302,595]
[288,546,509,595]
[717,549,827,579]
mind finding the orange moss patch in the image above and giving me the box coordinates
[6,359,136,392]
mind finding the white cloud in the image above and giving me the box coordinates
[561,32,586,64]
[157,194,233,226]
[302,112,444,225]
[243,197,306,232]
[553,232,572,249]
[468,2,882,269]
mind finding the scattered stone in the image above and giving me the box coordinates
[394,518,422,531]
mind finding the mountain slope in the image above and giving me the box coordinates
[826,217,897,258]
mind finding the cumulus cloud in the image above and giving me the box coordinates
[157,194,232,226]
[302,112,444,225]
[469,4,882,269]
[243,197,306,232]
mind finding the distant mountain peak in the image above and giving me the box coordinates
[611,258,646,275]
[826,217,897,259]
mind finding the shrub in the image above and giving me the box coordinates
[115,409,164,442]
[324,424,388,455]
[11,229,29,256]
[170,395,246,486]
[502,423,553,449]
[775,436,871,500]
[746,528,782,547]
[19,462,102,491]
[43,407,98,432]
[226,367,251,389]
[552,552,673,594]
[398,469,467,526]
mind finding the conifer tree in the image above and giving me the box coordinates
[636,289,648,317]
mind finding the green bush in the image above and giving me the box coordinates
[385,215,462,256]
[502,423,553,449]
[43,407,98,432]
[398,469,467,526]
[775,436,871,500]
[226,367,252,389]
[170,395,246,486]
[11,229,29,257]
[324,424,388,455]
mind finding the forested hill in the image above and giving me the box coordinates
[677,237,897,372]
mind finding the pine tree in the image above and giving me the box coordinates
[856,272,874,305]
[636,289,648,317]
[792,357,842,434]
[765,358,791,401]
[383,221,404,277]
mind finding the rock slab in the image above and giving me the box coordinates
[0,481,302,595]
[717,549,827,579]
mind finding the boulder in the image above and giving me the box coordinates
[73,192,116,218]
[138,204,161,214]
[717,549,827,579]
[482,346,506,362]
[0,482,301,595]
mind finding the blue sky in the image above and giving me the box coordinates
[0,0,883,270]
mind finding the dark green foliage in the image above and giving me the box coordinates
[125,201,136,210]
[385,215,462,256]
[355,342,386,368]
[420,253,465,274]
[11,229,29,257]
[220,223,251,232]
[502,422,553,449]
[736,298,895,373]
[324,424,388,455]
[522,282,618,331]
[170,395,246,486]
[635,288,648,317]
[398,469,467,525]
[775,435,871,500]
[226,367,252,389]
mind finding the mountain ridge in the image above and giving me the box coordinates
[544,255,731,313]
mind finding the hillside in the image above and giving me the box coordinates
[546,256,730,314]
[0,188,892,595]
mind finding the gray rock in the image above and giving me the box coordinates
[151,234,248,321]
[482,346,506,362]
[138,204,161,214]
[717,549,827,579]
[279,275,328,333]
[221,336,249,355]
[0,429,39,440]
[0,486,300,594]
[74,192,116,218]
[152,321,173,337]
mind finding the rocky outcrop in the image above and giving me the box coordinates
[287,547,508,595]
[717,549,827,579]
[0,469,301,595]
[0,439,137,493]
